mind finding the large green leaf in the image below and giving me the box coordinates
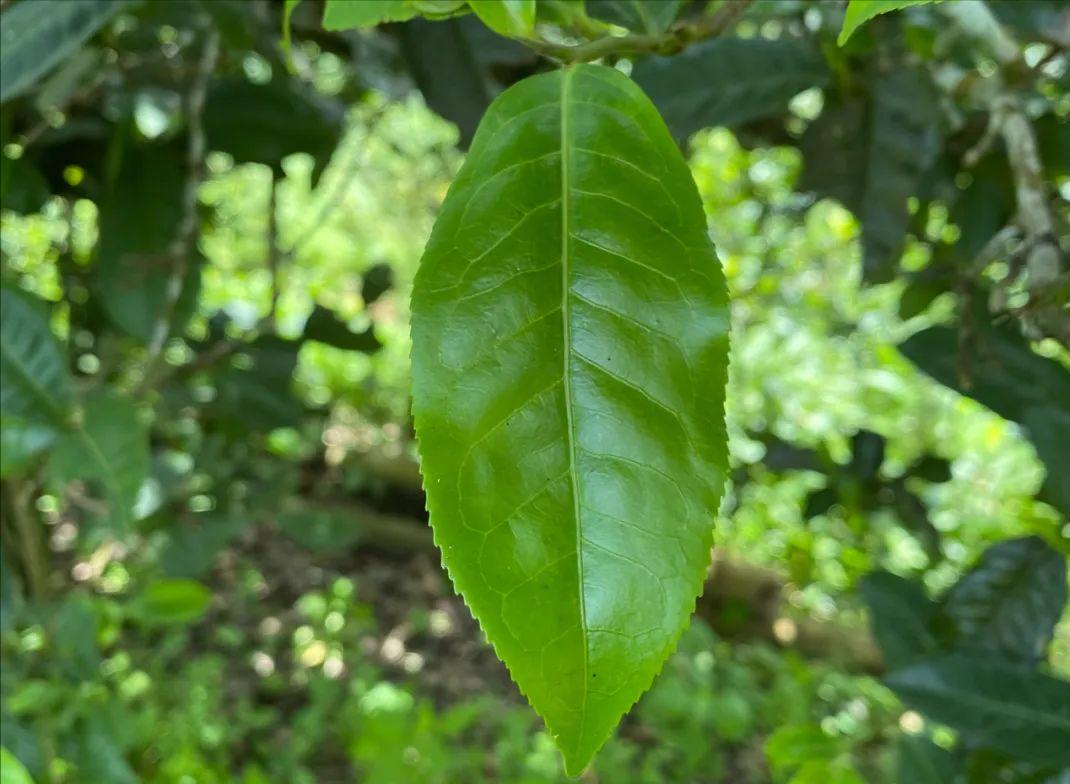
[860,571,939,669]
[95,135,200,342]
[410,64,730,773]
[0,285,73,426]
[0,0,126,102]
[585,0,682,34]
[838,1,941,46]
[886,655,1070,768]
[50,393,149,532]
[633,37,828,142]
[127,579,212,626]
[943,536,1067,664]
[900,316,1070,516]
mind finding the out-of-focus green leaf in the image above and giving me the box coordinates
[65,716,137,784]
[160,516,249,578]
[127,579,212,626]
[214,337,303,432]
[0,417,56,478]
[398,18,493,149]
[411,64,729,775]
[52,597,101,681]
[0,547,22,633]
[277,506,363,553]
[204,78,342,183]
[900,316,1070,516]
[886,655,1070,768]
[765,724,842,776]
[633,37,827,142]
[801,68,940,282]
[860,571,939,669]
[849,429,884,481]
[0,0,126,102]
[0,156,50,214]
[322,0,417,29]
[789,760,866,784]
[0,285,72,426]
[95,135,200,342]
[585,0,681,33]
[943,536,1067,664]
[838,1,941,46]
[0,746,34,784]
[282,0,301,55]
[302,306,381,353]
[468,0,536,37]
[895,735,960,784]
[50,393,149,532]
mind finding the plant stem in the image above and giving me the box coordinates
[522,0,754,63]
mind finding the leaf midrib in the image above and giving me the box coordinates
[0,323,68,425]
[559,64,590,750]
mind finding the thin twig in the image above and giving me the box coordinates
[521,0,754,63]
[136,22,220,396]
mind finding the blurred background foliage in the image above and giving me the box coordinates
[0,0,1067,782]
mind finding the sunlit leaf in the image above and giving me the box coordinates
[468,0,536,37]
[838,1,941,46]
[0,746,33,784]
[411,64,730,773]
[321,0,416,29]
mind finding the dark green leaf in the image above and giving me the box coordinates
[886,655,1070,768]
[0,285,73,426]
[860,571,940,668]
[910,455,952,483]
[585,0,682,34]
[52,597,101,680]
[398,18,494,149]
[204,78,342,183]
[895,735,961,784]
[214,337,303,432]
[943,536,1067,664]
[95,135,200,341]
[127,578,212,626]
[900,316,1070,516]
[302,306,381,352]
[410,64,730,773]
[0,0,126,102]
[633,37,828,142]
[804,487,838,518]
[849,429,885,481]
[50,392,149,532]
[361,262,394,304]
[802,67,940,282]
[322,0,417,29]
[0,156,50,213]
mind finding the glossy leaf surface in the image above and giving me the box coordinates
[321,0,416,29]
[468,0,536,38]
[411,64,729,773]
[886,654,1070,768]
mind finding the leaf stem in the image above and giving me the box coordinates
[521,0,754,63]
